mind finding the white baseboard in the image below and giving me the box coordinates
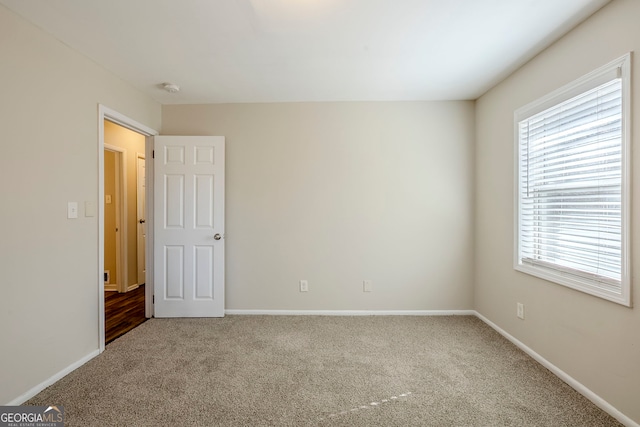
[474,311,638,427]
[6,349,100,406]
[104,284,117,292]
[6,310,635,426]
[225,309,476,316]
[126,283,139,292]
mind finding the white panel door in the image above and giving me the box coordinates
[154,136,225,317]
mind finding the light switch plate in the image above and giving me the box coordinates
[85,201,96,217]
[67,202,78,219]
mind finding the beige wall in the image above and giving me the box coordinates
[104,149,117,285]
[3,0,635,421]
[0,5,160,405]
[475,0,640,423]
[162,101,476,311]
[104,120,146,290]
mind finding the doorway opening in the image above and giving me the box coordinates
[98,105,157,351]
[103,145,124,293]
[104,121,146,343]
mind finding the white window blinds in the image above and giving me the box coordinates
[515,54,631,306]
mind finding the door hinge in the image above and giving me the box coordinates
[152,150,155,158]
[152,295,155,303]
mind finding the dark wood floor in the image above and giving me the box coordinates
[105,284,147,344]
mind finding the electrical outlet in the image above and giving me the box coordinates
[517,302,525,320]
[299,280,309,292]
[363,280,373,292]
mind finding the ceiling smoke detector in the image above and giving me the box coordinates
[162,83,180,93]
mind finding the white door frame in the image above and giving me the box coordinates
[98,105,158,353]
[136,153,146,287]
[104,144,126,293]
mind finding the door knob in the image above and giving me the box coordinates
[214,234,222,240]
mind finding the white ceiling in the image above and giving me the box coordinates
[1,0,610,104]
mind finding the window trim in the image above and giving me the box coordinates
[513,53,632,307]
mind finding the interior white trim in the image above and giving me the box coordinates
[136,152,146,287]
[104,143,127,294]
[6,350,99,406]
[474,311,638,427]
[101,107,157,136]
[513,53,632,307]
[145,137,155,319]
[225,309,476,316]
[98,104,158,353]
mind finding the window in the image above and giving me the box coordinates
[515,53,631,306]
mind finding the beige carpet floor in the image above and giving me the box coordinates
[27,315,621,426]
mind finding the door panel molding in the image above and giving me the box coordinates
[153,136,225,318]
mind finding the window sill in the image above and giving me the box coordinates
[514,262,631,307]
